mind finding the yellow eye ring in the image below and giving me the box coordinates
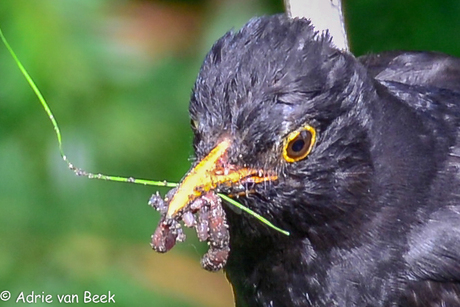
[282,125,316,163]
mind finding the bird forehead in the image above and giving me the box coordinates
[190,16,337,127]
[189,15,345,164]
[193,16,332,99]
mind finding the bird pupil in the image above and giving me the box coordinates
[291,139,305,153]
[283,126,315,162]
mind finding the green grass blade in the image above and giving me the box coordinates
[1,26,288,235]
[218,193,290,236]
[0,27,63,154]
[0,27,177,188]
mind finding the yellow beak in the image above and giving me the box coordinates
[166,138,278,218]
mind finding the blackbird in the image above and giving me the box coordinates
[162,15,460,306]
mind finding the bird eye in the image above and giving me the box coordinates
[283,125,316,163]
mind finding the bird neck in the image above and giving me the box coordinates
[224,210,333,306]
[221,77,446,305]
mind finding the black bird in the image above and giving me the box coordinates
[164,15,460,306]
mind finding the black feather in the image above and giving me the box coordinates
[189,14,460,306]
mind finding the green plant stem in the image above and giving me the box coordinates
[0,26,289,236]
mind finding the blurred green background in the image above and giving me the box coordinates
[1,0,459,306]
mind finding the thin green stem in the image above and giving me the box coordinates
[0,27,178,187]
[218,194,290,236]
[0,27,289,236]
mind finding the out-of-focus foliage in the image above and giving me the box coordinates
[0,1,281,306]
[0,0,459,306]
[346,0,460,56]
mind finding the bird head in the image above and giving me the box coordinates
[166,15,375,246]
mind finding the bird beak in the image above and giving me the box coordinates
[166,138,278,218]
